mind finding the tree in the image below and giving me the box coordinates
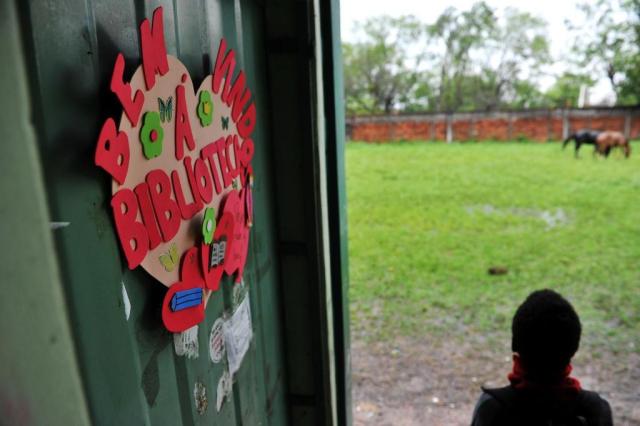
[510,80,548,109]
[427,2,496,112]
[342,3,553,114]
[544,72,595,108]
[482,8,551,109]
[426,3,550,112]
[571,0,640,105]
[342,16,425,114]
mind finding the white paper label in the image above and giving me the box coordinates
[209,317,225,363]
[216,370,232,412]
[174,325,199,359]
[223,294,252,375]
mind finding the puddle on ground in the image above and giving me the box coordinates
[465,204,571,230]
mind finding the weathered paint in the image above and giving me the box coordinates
[10,0,350,424]
[16,1,288,423]
[50,221,71,229]
[0,1,90,423]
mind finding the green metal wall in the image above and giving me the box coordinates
[8,0,350,424]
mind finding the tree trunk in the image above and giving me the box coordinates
[384,97,393,114]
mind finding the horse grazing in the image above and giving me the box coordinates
[563,130,600,157]
[595,131,631,158]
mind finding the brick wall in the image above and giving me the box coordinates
[347,107,640,142]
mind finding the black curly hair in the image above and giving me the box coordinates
[512,289,582,382]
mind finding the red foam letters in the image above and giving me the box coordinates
[134,182,162,250]
[95,118,130,185]
[222,190,249,283]
[237,102,256,138]
[194,157,213,204]
[237,138,254,168]
[146,170,181,242]
[110,54,144,127]
[111,189,149,269]
[226,135,239,181]
[174,84,196,160]
[212,38,235,96]
[140,7,169,91]
[217,137,232,188]
[224,71,251,123]
[171,165,201,220]
[201,141,223,194]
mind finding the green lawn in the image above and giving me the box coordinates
[347,141,640,351]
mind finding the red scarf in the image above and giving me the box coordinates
[508,356,582,399]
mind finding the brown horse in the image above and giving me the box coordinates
[595,131,631,158]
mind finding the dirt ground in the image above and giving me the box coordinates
[351,330,640,425]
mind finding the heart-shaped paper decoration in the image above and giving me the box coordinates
[161,247,205,332]
[111,55,250,287]
[94,7,256,331]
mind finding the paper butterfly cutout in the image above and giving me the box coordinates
[159,242,178,272]
[158,96,173,123]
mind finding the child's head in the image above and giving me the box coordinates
[511,289,582,382]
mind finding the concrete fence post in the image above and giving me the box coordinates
[471,116,477,140]
[446,114,453,143]
[423,116,429,140]
[562,109,570,140]
[624,112,631,139]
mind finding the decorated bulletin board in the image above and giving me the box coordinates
[95,7,255,333]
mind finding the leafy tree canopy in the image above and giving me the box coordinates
[343,1,640,115]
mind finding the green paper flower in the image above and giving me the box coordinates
[198,90,213,127]
[202,207,216,244]
[139,111,163,159]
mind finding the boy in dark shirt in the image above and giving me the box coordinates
[471,289,612,426]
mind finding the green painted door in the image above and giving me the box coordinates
[17,1,289,424]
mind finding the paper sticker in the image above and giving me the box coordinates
[193,381,208,415]
[121,282,131,320]
[216,370,232,412]
[50,221,71,230]
[174,325,199,359]
[232,280,247,309]
[209,317,225,363]
[223,294,252,375]
[209,238,227,269]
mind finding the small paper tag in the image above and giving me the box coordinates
[209,317,225,363]
[216,370,232,412]
[209,238,227,269]
[223,294,252,375]
[174,325,199,359]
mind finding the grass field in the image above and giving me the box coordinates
[347,141,640,352]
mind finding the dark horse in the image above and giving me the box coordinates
[563,130,600,157]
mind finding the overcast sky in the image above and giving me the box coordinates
[340,0,614,103]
